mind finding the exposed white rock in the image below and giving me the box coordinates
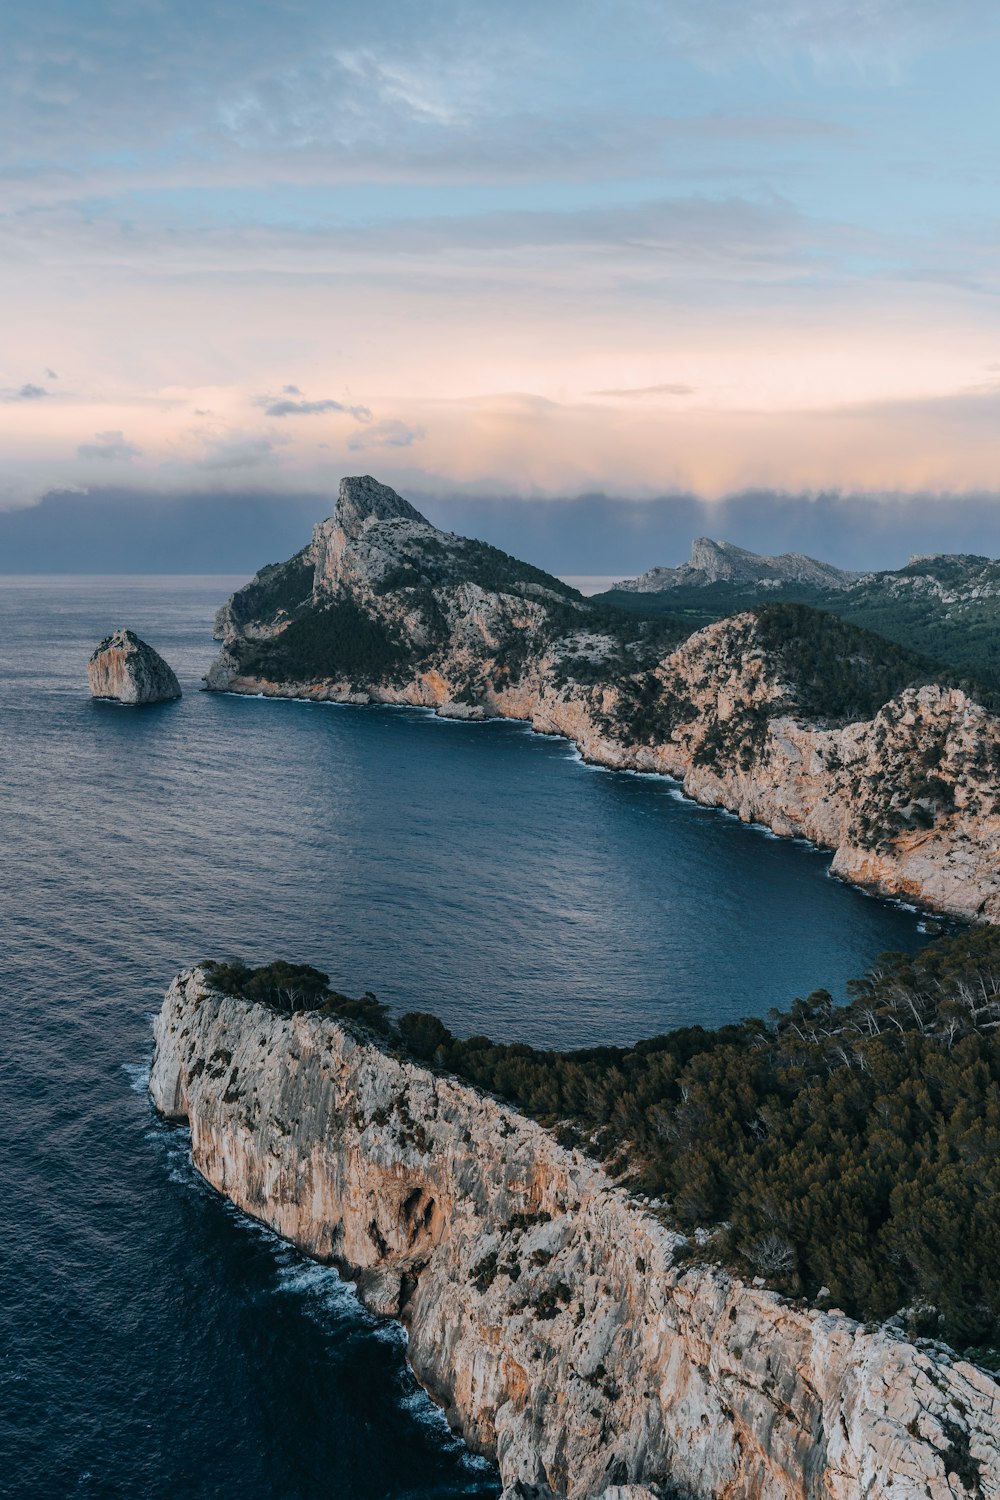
[614,539,858,593]
[150,968,1000,1500]
[205,478,1000,923]
[87,629,181,704]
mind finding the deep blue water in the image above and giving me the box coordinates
[0,576,931,1499]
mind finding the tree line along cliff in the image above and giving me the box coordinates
[201,927,1000,1372]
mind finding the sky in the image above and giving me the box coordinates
[4,0,1000,562]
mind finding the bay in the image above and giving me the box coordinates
[0,576,928,1498]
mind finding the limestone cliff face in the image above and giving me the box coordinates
[150,969,1000,1500]
[205,477,1000,923]
[88,629,181,704]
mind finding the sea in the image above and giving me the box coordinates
[0,576,931,1499]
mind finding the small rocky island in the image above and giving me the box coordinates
[88,629,181,704]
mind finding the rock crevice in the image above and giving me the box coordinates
[150,969,1000,1500]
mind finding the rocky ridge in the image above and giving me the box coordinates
[206,477,1000,923]
[150,968,1000,1500]
[613,539,857,593]
[88,629,181,704]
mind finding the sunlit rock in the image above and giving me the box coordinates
[88,629,181,704]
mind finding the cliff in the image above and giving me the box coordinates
[150,968,1000,1500]
[88,628,181,704]
[614,539,857,593]
[205,477,1000,923]
[600,550,1000,695]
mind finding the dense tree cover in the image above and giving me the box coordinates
[230,551,314,625]
[599,577,1000,697]
[233,597,416,685]
[202,959,390,1028]
[398,929,1000,1360]
[598,581,816,629]
[826,588,1000,694]
[752,603,960,720]
[208,931,1000,1363]
[371,533,586,602]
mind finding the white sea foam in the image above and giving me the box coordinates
[122,1060,151,1094]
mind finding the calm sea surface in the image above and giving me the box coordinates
[0,576,930,1499]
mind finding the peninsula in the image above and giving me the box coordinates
[206,475,1000,922]
[150,957,1000,1500]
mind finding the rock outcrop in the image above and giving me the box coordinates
[614,539,857,593]
[150,968,1000,1500]
[88,629,181,704]
[204,477,1000,922]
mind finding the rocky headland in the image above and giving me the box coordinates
[150,967,1000,1500]
[88,629,181,704]
[205,476,1000,923]
[613,538,858,593]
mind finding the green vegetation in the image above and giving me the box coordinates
[232,597,417,686]
[371,533,585,602]
[826,576,1000,691]
[232,551,314,624]
[598,581,818,630]
[397,928,1000,1362]
[455,537,583,601]
[207,931,1000,1363]
[752,603,957,720]
[598,566,1000,696]
[202,959,390,1029]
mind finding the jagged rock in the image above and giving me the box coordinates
[87,629,181,704]
[203,477,1000,922]
[614,538,857,593]
[149,968,1000,1500]
[312,473,428,593]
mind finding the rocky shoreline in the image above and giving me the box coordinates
[209,665,1000,926]
[204,477,1000,927]
[150,967,1000,1500]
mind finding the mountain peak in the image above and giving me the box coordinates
[335,475,428,537]
[615,538,856,593]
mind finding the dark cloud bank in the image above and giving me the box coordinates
[2,486,1000,576]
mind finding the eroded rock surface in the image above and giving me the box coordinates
[88,629,181,704]
[150,968,1000,1500]
[205,477,1000,923]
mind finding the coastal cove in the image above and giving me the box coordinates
[0,576,934,1499]
[226,685,949,937]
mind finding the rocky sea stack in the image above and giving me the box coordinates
[88,629,181,704]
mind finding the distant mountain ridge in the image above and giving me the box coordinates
[206,474,1000,924]
[603,543,1000,690]
[615,537,858,592]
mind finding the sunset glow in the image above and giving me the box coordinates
[4,1,1000,510]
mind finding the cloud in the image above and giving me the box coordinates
[347,418,424,450]
[282,383,302,394]
[77,430,142,460]
[646,0,988,73]
[593,383,695,397]
[199,437,279,470]
[6,383,48,401]
[44,368,58,380]
[264,395,373,420]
